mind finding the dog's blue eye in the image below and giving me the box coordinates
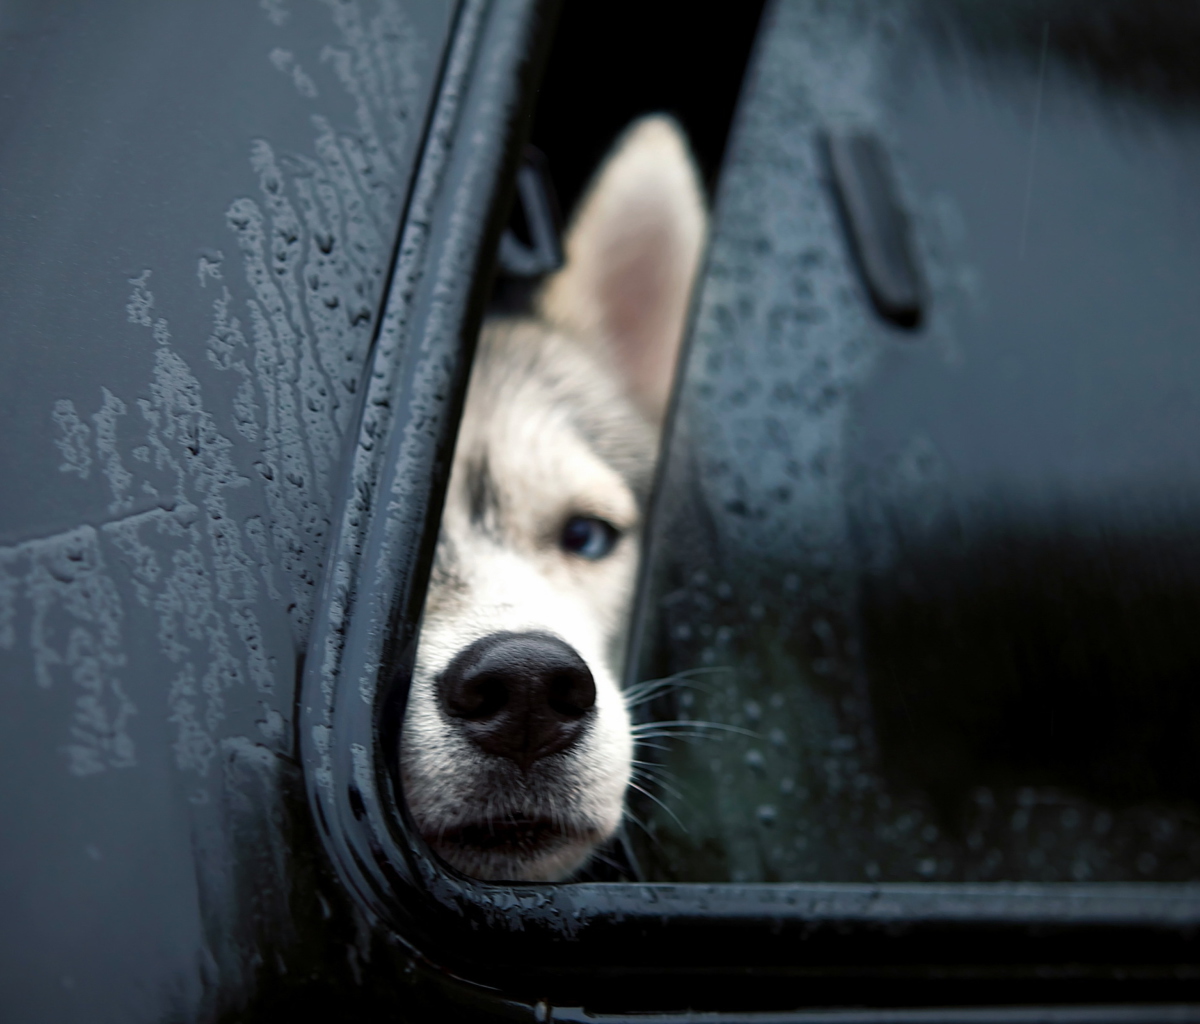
[560,515,619,560]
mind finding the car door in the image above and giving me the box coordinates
[0,2,551,1020]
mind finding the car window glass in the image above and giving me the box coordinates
[627,0,1200,885]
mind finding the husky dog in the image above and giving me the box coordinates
[399,116,707,881]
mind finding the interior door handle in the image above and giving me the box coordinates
[825,131,924,329]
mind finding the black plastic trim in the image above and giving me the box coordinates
[825,130,924,329]
[551,1006,1200,1024]
[497,145,563,278]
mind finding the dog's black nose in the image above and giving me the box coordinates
[439,632,596,769]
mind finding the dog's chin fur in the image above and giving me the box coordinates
[399,116,706,882]
[417,753,616,882]
[430,832,603,884]
[421,759,614,881]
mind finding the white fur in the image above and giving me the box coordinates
[400,116,707,881]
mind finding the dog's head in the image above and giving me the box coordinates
[400,116,707,881]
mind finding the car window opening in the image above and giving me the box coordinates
[393,1,768,884]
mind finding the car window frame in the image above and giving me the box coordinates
[297,0,1200,1015]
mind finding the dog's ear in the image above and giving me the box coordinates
[539,115,707,422]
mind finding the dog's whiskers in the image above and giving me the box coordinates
[620,806,670,858]
[626,780,691,835]
[622,667,730,710]
[632,738,676,755]
[588,848,628,874]
[631,767,685,803]
[630,719,758,739]
[630,757,681,782]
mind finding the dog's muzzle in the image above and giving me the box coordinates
[438,631,596,770]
